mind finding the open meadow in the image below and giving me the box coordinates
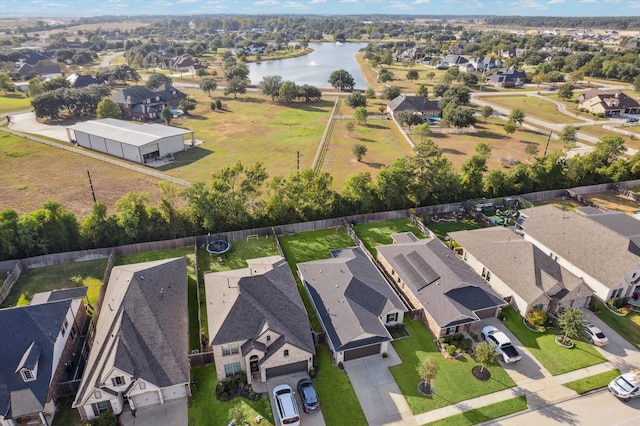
[481,95,583,125]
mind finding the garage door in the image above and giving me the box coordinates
[344,344,381,361]
[571,297,589,308]
[265,361,307,379]
[130,391,161,409]
[475,307,498,319]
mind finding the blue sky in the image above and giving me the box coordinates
[1,0,637,18]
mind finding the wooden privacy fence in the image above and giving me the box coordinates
[189,351,215,367]
[0,261,24,306]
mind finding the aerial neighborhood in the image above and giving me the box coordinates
[2,5,640,426]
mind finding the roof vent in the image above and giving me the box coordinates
[160,288,164,299]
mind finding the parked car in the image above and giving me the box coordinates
[628,117,639,123]
[481,325,522,363]
[609,369,640,402]
[582,322,609,346]
[297,378,320,413]
[272,384,300,426]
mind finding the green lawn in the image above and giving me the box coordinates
[563,369,620,395]
[1,259,107,308]
[390,318,516,414]
[188,364,275,426]
[425,396,528,426]
[481,95,582,125]
[353,218,427,257]
[502,307,606,375]
[590,299,640,350]
[51,397,83,426]
[0,93,31,114]
[428,219,480,244]
[278,228,355,332]
[314,345,368,426]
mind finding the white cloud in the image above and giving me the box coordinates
[578,0,596,3]
[413,0,430,3]
[309,0,326,3]
[178,0,200,3]
[253,0,278,4]
[340,0,359,3]
[547,0,564,4]
[284,1,305,7]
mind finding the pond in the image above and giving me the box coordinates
[248,42,369,89]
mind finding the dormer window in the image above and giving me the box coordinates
[266,335,271,342]
[21,369,34,381]
[112,376,125,386]
[16,341,40,382]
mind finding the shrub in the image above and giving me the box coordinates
[338,361,344,370]
[215,99,222,110]
[446,344,457,356]
[460,338,473,353]
[526,308,547,327]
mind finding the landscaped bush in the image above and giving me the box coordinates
[446,344,457,356]
[215,372,257,401]
[526,308,547,327]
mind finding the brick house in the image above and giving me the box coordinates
[110,84,186,121]
[577,90,640,117]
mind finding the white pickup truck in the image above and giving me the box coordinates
[481,326,522,364]
[609,370,640,402]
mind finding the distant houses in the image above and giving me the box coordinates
[578,90,640,117]
[486,67,527,88]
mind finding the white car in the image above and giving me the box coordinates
[272,384,300,426]
[582,322,609,346]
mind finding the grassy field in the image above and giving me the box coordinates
[480,95,583,125]
[279,228,355,332]
[583,191,639,215]
[390,318,516,414]
[0,93,31,114]
[502,307,607,375]
[352,218,427,257]
[326,118,415,189]
[426,396,528,426]
[577,125,640,152]
[1,259,106,308]
[158,91,332,183]
[413,117,565,171]
[563,369,620,394]
[531,197,583,210]
[542,94,606,122]
[188,364,275,426]
[591,299,640,350]
[0,132,165,218]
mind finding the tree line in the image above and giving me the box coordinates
[1,134,638,261]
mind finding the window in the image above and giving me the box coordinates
[224,362,241,377]
[486,270,492,282]
[445,326,459,335]
[93,401,110,414]
[482,267,487,278]
[463,251,468,261]
[266,335,271,342]
[221,343,239,356]
[386,312,398,323]
[60,319,68,336]
[22,369,34,381]
[139,382,146,390]
[70,327,76,341]
[112,376,125,386]
[550,253,558,262]
[284,350,289,357]
[94,391,102,399]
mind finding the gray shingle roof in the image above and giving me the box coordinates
[0,300,72,419]
[206,256,314,355]
[578,90,640,110]
[377,235,506,329]
[388,95,441,113]
[74,258,189,407]
[517,205,640,289]
[30,286,88,306]
[297,247,404,352]
[449,227,593,306]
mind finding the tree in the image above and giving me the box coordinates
[0,72,13,94]
[438,86,471,108]
[328,69,355,91]
[460,154,487,197]
[162,107,172,125]
[364,87,376,99]
[442,102,476,128]
[352,144,368,162]
[353,106,368,125]
[406,69,419,81]
[377,68,395,83]
[461,73,479,86]
[297,84,322,102]
[27,78,44,97]
[145,73,172,90]
[258,75,283,101]
[199,77,217,96]
[96,98,122,119]
[481,105,493,122]
[345,91,367,109]
[474,342,498,373]
[418,357,439,393]
[426,71,436,81]
[634,75,640,93]
[396,110,423,129]
[417,84,429,98]
[210,102,216,112]
[345,121,355,135]
[216,99,222,110]
[558,83,574,101]
[432,83,448,98]
[559,125,577,149]
[278,81,298,103]
[558,307,585,345]
[594,135,626,166]
[381,85,402,101]
[504,121,517,135]
[476,142,492,159]
[547,70,566,84]
[525,143,540,161]
[224,76,247,98]
[195,68,207,79]
[413,123,432,141]
[509,108,526,126]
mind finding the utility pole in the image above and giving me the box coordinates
[543,132,552,157]
[297,151,300,171]
[87,170,96,203]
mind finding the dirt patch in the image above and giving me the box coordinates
[472,366,492,381]
[583,191,639,215]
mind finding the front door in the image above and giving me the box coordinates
[250,359,259,374]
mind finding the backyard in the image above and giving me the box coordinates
[352,217,427,257]
[278,227,355,332]
[390,318,516,414]
[426,219,481,244]
[582,191,640,215]
[502,307,607,375]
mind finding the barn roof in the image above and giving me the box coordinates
[68,118,193,148]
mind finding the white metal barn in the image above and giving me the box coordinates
[67,118,195,164]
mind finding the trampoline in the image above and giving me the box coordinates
[206,240,231,255]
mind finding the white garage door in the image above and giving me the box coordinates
[88,135,107,153]
[75,132,91,148]
[141,143,159,155]
[131,391,161,409]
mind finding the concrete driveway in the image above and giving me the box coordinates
[344,350,414,426]
[119,399,187,426]
[582,310,640,370]
[266,372,326,426]
[8,111,70,141]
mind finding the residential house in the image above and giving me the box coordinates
[468,56,502,73]
[298,247,405,363]
[0,289,87,426]
[440,55,468,67]
[498,48,527,59]
[516,205,640,302]
[624,40,640,49]
[15,63,62,81]
[449,227,593,315]
[205,256,315,385]
[161,56,199,72]
[110,84,186,121]
[486,67,527,88]
[387,94,442,119]
[377,233,507,339]
[73,258,190,420]
[66,73,102,88]
[577,90,640,117]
